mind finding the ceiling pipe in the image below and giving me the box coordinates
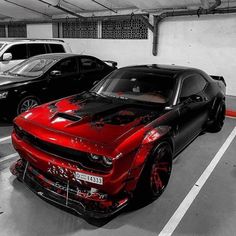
[62,0,85,11]
[90,0,117,13]
[36,0,84,19]
[152,0,222,55]
[134,15,154,32]
[3,0,51,18]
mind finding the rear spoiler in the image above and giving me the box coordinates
[103,60,118,68]
[210,75,226,86]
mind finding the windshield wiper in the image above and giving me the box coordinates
[103,93,130,101]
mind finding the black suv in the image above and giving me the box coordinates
[0,53,117,119]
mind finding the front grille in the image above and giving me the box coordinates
[14,124,111,173]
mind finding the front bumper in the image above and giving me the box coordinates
[10,159,129,219]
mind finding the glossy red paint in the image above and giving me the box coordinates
[10,64,226,218]
[11,92,164,217]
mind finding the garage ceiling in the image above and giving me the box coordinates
[0,0,235,21]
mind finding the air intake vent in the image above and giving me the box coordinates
[56,113,82,122]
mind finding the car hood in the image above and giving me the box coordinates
[18,92,165,146]
[0,73,36,87]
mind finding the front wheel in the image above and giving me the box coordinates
[17,96,40,115]
[134,142,172,201]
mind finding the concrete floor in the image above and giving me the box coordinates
[0,117,236,236]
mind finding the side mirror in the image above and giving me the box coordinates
[2,53,12,61]
[103,60,118,68]
[50,70,61,77]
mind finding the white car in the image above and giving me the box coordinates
[0,39,72,72]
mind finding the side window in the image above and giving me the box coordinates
[49,44,65,53]
[5,44,27,60]
[28,44,47,57]
[180,74,207,99]
[53,58,77,75]
[80,57,98,71]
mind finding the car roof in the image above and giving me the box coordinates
[29,53,89,60]
[121,64,207,78]
[0,39,65,44]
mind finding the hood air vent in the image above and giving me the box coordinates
[56,113,82,122]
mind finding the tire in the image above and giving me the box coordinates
[134,142,172,202]
[16,96,40,115]
[209,101,226,132]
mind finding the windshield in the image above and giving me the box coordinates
[6,58,56,77]
[92,69,175,104]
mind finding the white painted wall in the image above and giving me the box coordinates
[156,14,236,96]
[27,24,53,38]
[26,14,236,95]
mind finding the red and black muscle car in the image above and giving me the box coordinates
[10,64,226,219]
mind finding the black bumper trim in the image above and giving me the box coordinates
[11,160,129,219]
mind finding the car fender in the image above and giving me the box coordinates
[124,126,173,192]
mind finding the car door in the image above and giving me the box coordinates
[174,73,209,153]
[78,56,110,90]
[1,44,27,71]
[47,57,80,99]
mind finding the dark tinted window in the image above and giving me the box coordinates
[180,74,207,98]
[53,58,77,75]
[80,57,99,71]
[29,44,47,57]
[49,44,65,53]
[5,44,27,60]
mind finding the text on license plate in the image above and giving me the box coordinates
[75,172,103,185]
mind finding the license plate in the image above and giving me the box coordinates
[75,172,103,185]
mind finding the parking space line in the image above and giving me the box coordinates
[0,136,11,143]
[0,153,18,164]
[159,126,236,236]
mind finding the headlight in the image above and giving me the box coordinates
[89,154,100,161]
[102,156,113,166]
[89,153,113,167]
[0,91,8,99]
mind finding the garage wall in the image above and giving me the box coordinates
[25,14,236,96]
[27,24,53,38]
[64,38,152,64]
[156,14,236,96]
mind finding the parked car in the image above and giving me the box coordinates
[0,53,117,119]
[0,39,72,72]
[10,65,226,219]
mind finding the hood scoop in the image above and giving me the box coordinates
[54,112,82,122]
